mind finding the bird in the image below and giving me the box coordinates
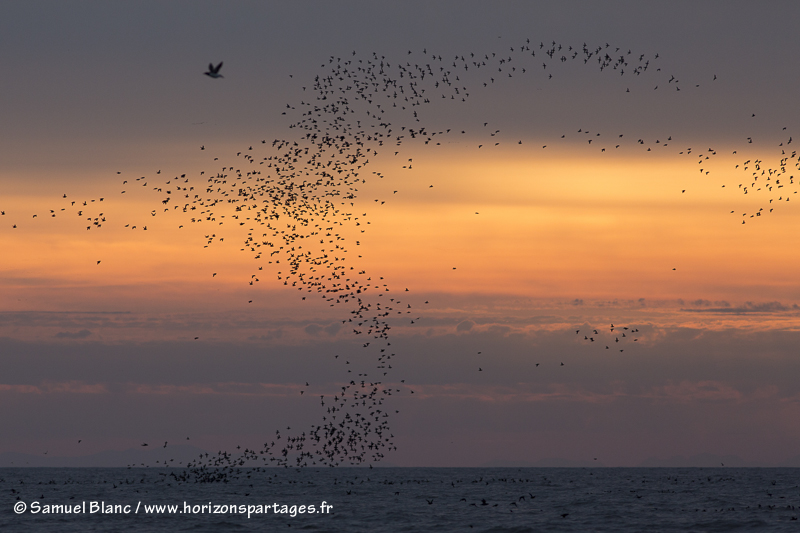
[13,38,783,477]
[204,62,224,79]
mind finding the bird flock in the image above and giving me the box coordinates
[2,38,797,478]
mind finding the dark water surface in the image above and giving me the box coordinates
[2,467,799,532]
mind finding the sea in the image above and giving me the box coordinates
[2,467,799,532]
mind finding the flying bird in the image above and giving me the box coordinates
[205,62,224,79]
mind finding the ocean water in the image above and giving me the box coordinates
[2,467,799,532]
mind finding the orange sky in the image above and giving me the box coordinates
[3,1,800,467]
[4,146,799,318]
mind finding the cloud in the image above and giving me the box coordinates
[247,329,283,341]
[456,320,474,332]
[304,323,323,335]
[400,382,622,404]
[0,381,107,394]
[304,322,342,336]
[127,382,303,397]
[644,380,743,403]
[681,300,792,314]
[744,301,789,312]
[54,329,92,339]
[486,324,512,336]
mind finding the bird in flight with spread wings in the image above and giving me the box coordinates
[204,62,223,79]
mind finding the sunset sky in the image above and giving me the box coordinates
[2,0,800,467]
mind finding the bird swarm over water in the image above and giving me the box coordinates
[2,39,796,479]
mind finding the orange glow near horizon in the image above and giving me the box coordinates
[3,145,800,324]
[355,149,800,301]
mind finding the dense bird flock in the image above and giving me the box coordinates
[2,39,797,479]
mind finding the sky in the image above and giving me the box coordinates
[2,0,800,467]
